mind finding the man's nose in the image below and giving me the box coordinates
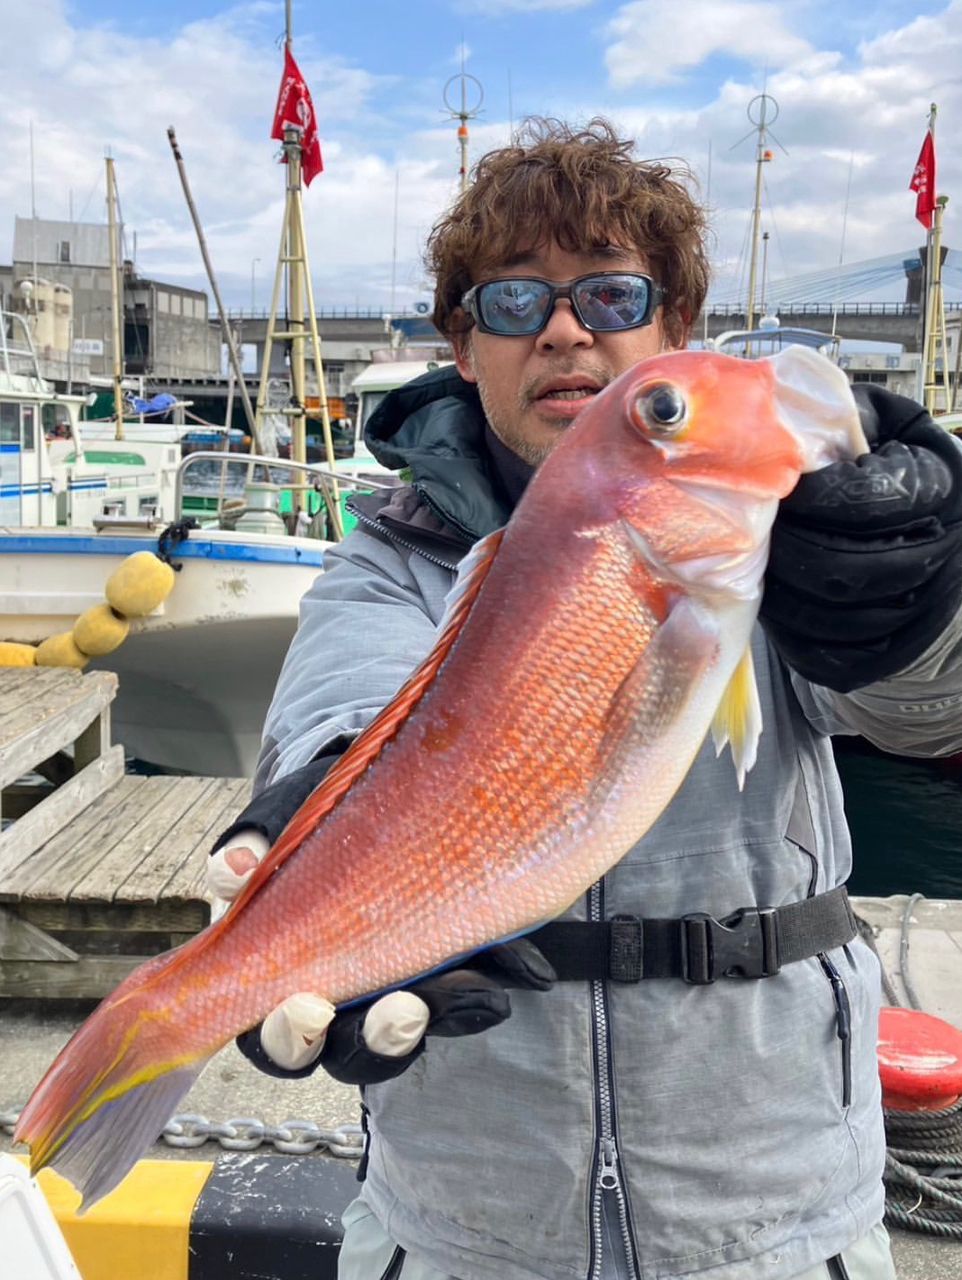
[535,299,594,353]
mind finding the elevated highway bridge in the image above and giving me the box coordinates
[700,302,962,350]
[222,301,961,358]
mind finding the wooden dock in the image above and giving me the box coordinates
[0,668,248,999]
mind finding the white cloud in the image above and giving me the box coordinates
[1,0,960,319]
[605,0,812,88]
[458,0,592,11]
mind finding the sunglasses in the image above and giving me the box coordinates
[461,272,665,337]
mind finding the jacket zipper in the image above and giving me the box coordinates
[349,506,465,571]
[818,953,852,1108]
[378,1245,406,1280]
[588,880,640,1280]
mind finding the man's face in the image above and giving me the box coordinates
[454,241,680,466]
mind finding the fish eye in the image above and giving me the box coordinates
[635,382,687,433]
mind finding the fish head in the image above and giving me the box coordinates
[538,343,868,602]
[606,343,867,498]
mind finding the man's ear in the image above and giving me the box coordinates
[452,324,477,384]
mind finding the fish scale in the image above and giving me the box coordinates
[15,344,868,1208]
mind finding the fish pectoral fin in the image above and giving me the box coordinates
[596,597,720,787]
[710,645,762,790]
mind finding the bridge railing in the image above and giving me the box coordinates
[705,302,962,316]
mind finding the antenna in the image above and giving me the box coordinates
[443,51,484,193]
[731,93,786,335]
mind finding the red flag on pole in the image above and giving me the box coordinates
[909,128,936,230]
[271,47,324,186]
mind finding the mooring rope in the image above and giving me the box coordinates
[858,897,962,1239]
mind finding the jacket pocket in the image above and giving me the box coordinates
[818,953,852,1108]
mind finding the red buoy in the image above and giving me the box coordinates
[877,1006,962,1111]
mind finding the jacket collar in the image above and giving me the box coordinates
[362,365,514,544]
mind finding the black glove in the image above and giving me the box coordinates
[760,384,962,691]
[213,740,354,850]
[236,936,556,1086]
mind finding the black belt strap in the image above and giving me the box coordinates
[529,886,857,986]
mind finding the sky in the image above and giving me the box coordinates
[2,0,960,313]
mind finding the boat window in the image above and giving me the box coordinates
[0,403,18,445]
[21,406,36,450]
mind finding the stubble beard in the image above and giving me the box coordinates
[477,364,610,468]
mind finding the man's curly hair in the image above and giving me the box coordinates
[426,117,710,349]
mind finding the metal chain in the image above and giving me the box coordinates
[0,1109,362,1160]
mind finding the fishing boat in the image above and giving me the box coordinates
[0,310,338,775]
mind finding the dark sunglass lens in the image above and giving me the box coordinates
[478,280,552,333]
[574,276,651,330]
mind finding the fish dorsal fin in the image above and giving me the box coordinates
[710,645,762,790]
[226,527,507,918]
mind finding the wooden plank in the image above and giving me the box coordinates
[111,777,223,903]
[120,777,249,903]
[0,671,118,787]
[165,778,251,899]
[74,776,216,902]
[19,898,208,935]
[0,668,75,716]
[181,779,252,899]
[0,906,78,961]
[0,746,125,885]
[74,704,110,772]
[0,775,154,901]
[0,954,146,1000]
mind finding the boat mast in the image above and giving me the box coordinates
[105,157,125,442]
[443,56,483,194]
[744,93,777,336]
[920,104,949,414]
[166,128,260,450]
[256,0,343,535]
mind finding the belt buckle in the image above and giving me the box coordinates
[680,907,780,984]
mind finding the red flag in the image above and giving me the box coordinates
[909,128,936,230]
[271,47,323,186]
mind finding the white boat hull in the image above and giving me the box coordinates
[0,528,328,776]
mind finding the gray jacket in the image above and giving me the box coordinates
[257,370,962,1280]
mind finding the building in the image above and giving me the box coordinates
[7,216,219,387]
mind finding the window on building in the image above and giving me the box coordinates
[58,241,71,264]
[851,371,888,384]
[157,292,169,314]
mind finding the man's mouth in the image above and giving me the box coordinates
[538,386,599,401]
[533,376,604,403]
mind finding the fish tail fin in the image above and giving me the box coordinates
[14,947,214,1210]
[711,646,762,789]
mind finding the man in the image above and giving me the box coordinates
[209,119,962,1279]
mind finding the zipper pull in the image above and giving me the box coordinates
[599,1137,621,1191]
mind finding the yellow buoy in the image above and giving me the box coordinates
[105,551,176,619]
[73,603,130,656]
[0,641,37,667]
[36,632,89,670]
